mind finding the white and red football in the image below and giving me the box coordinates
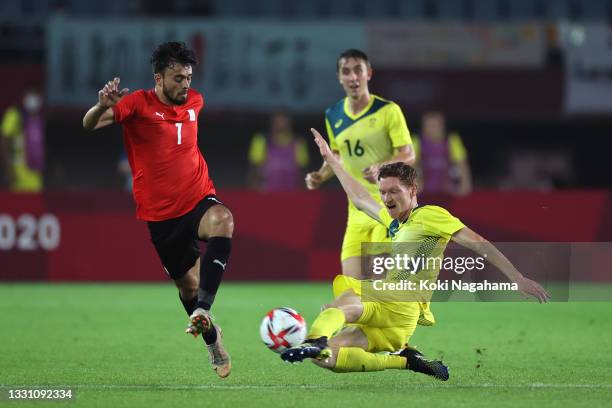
[260,307,307,353]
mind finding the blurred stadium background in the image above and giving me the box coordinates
[1,0,611,282]
[1,1,612,406]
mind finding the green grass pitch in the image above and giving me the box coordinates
[1,283,611,407]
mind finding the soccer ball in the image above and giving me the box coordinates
[260,307,307,353]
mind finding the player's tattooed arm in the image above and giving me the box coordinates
[311,128,383,222]
[451,227,551,303]
[83,77,129,131]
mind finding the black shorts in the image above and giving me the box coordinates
[147,195,226,280]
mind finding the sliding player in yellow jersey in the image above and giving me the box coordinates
[281,128,549,380]
[305,49,415,280]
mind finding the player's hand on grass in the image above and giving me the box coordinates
[98,77,129,109]
[362,164,379,184]
[515,276,550,303]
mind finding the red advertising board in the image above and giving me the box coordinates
[1,190,611,282]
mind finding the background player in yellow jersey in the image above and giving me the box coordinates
[305,49,415,279]
[413,111,472,195]
[0,89,45,192]
[281,128,549,380]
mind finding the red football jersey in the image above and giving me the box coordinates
[112,88,215,221]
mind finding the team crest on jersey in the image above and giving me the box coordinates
[334,119,343,129]
[188,109,196,121]
[389,219,399,239]
[369,117,377,127]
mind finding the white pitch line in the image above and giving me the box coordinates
[2,384,611,390]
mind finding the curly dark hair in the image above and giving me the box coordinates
[150,42,198,74]
[378,162,417,187]
[336,48,371,72]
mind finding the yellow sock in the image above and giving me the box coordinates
[307,307,346,339]
[332,347,407,373]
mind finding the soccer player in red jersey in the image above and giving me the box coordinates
[82,42,232,378]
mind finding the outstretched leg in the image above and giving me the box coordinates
[281,288,449,380]
[312,327,405,372]
[187,204,233,337]
[313,328,448,380]
[196,204,233,312]
[186,202,234,378]
[280,289,361,363]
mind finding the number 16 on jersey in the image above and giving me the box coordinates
[344,139,364,157]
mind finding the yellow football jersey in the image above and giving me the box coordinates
[1,107,42,192]
[377,205,465,284]
[325,95,412,217]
